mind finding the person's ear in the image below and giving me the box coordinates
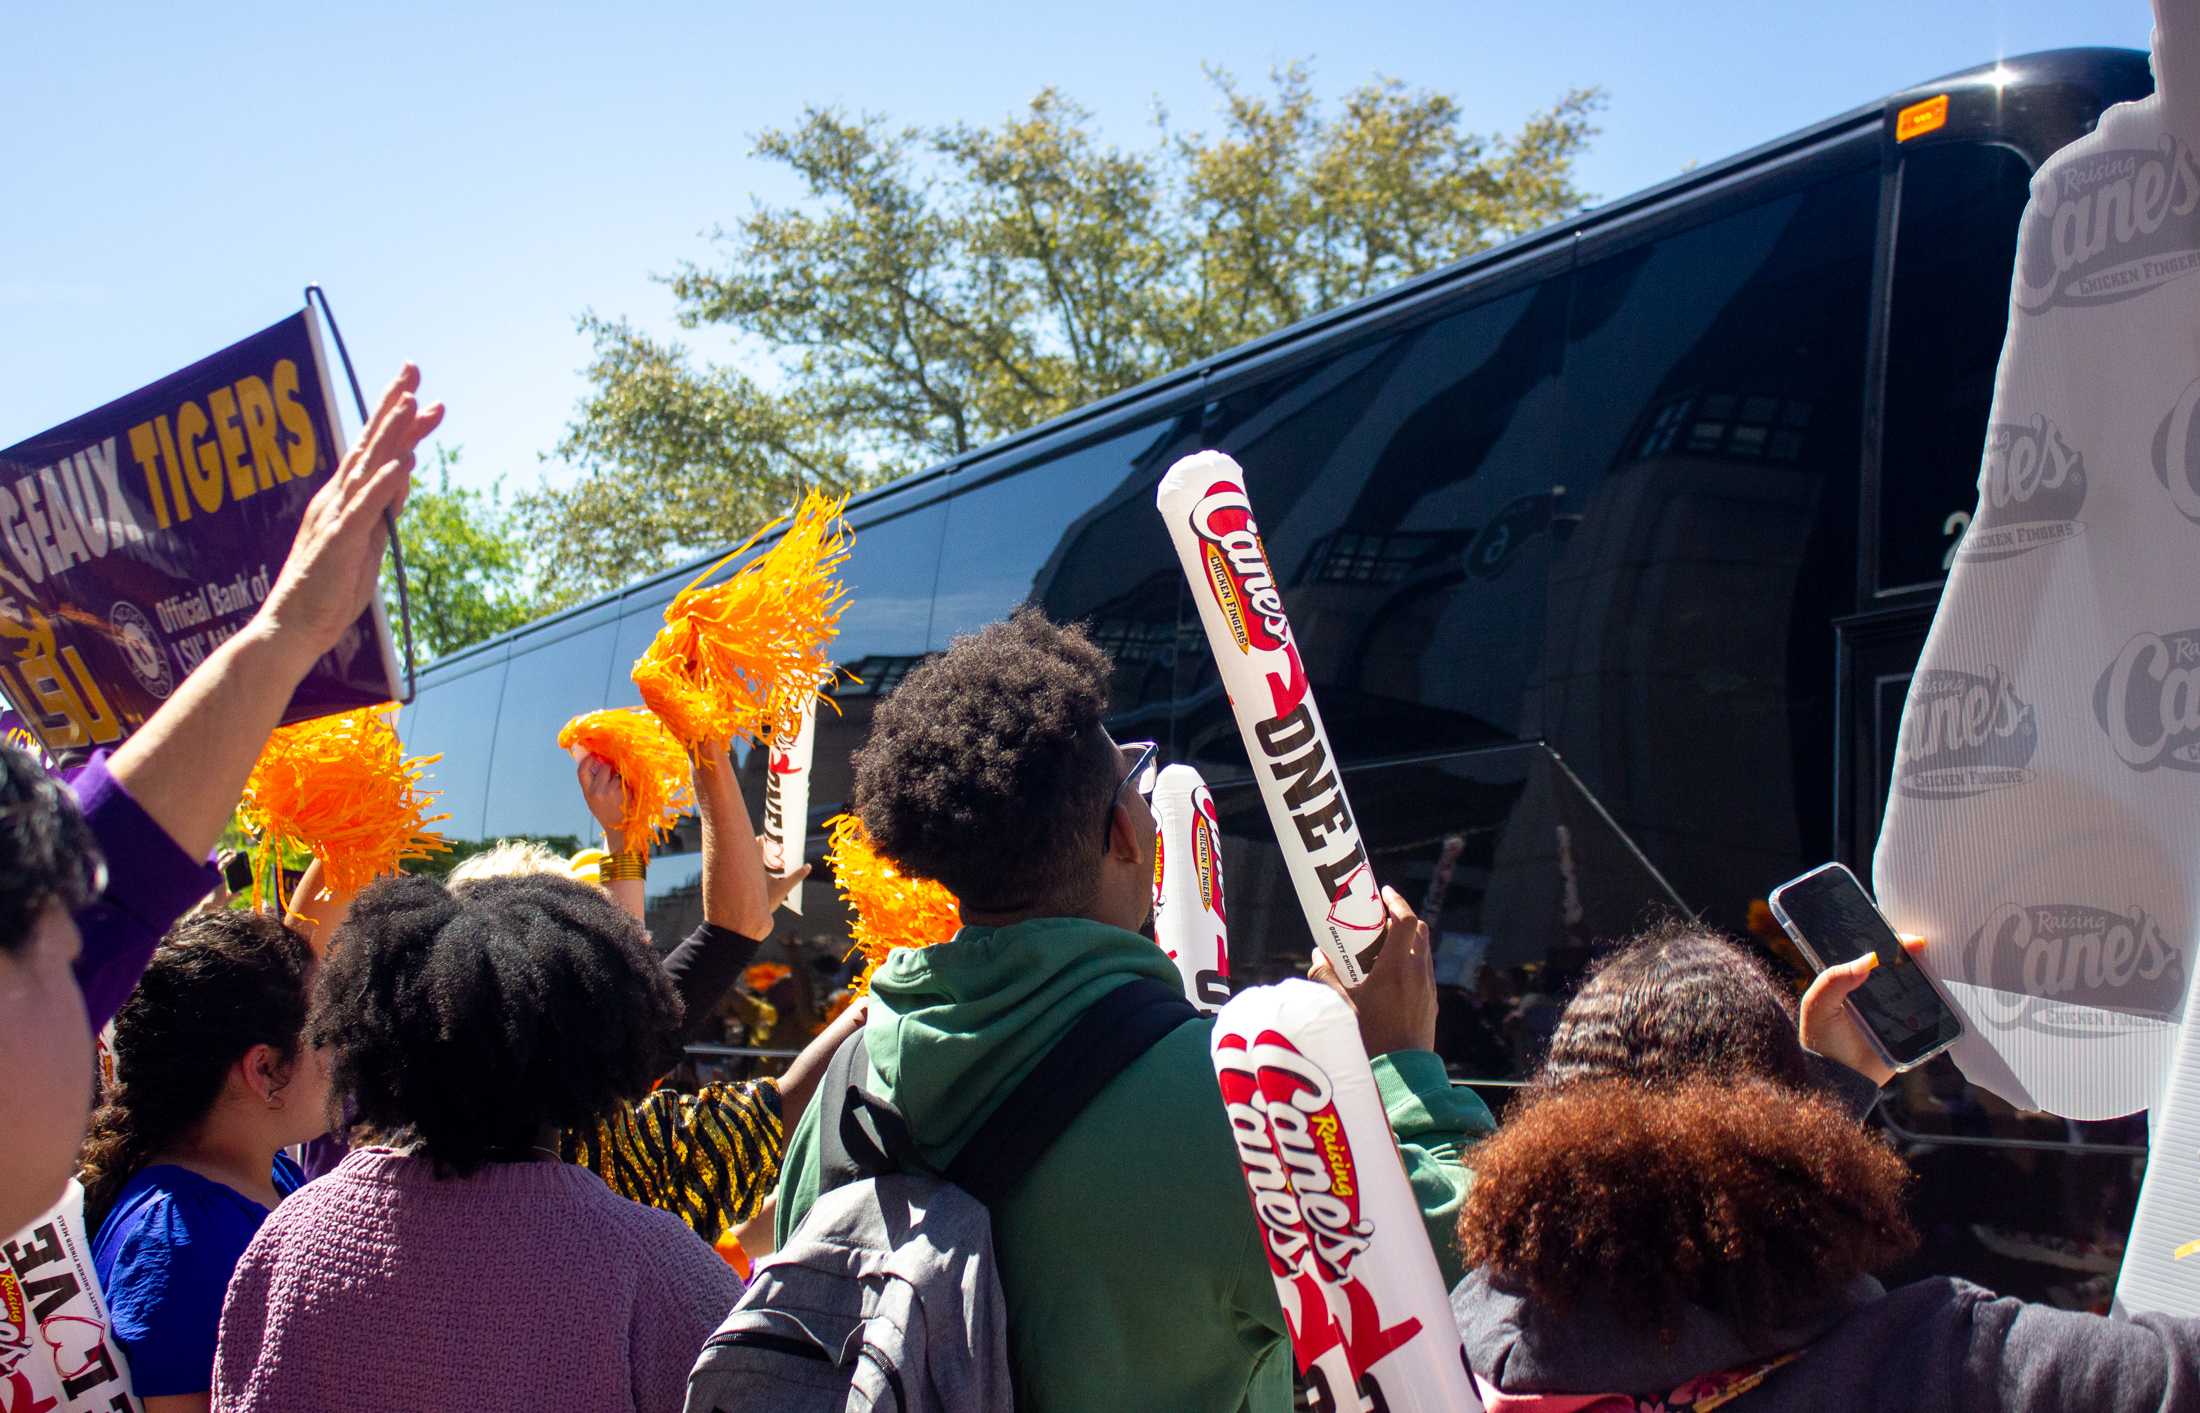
[238,1044,295,1109]
[1106,801,1140,862]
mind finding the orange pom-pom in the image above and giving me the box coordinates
[824,813,960,993]
[238,704,449,906]
[557,707,695,846]
[742,962,791,994]
[633,492,853,748]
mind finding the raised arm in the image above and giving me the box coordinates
[697,741,801,940]
[282,858,365,959]
[654,743,810,1043]
[577,754,647,923]
[106,366,444,859]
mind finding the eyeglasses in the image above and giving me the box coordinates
[1100,740,1159,852]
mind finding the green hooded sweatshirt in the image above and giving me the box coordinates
[775,917,1493,1413]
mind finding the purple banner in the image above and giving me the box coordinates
[0,310,401,756]
[0,704,51,767]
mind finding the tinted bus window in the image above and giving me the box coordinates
[479,608,618,843]
[401,656,508,843]
[931,417,1190,738]
[1542,164,1876,928]
[1208,742,1687,1081]
[1878,143,2035,590]
[1175,274,1571,778]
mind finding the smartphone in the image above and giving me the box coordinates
[1767,862,1963,1073]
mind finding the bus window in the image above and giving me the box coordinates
[1206,741,1686,1084]
[1543,164,1876,931]
[1877,143,2035,592]
[400,655,508,844]
[931,417,1190,737]
[479,608,619,843]
[1176,272,1571,777]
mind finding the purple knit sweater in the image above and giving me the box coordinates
[212,1149,740,1412]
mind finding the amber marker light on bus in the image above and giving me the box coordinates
[1897,94,1950,142]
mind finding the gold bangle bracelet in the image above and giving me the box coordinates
[602,851,649,883]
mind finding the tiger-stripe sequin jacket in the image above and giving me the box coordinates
[563,1079,785,1238]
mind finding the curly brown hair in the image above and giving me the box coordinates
[1535,921,1812,1095]
[850,608,1118,913]
[1457,1078,1916,1341]
[310,872,681,1176]
[79,910,315,1232]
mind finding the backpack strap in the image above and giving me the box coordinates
[816,1028,921,1194]
[946,977,1198,1206]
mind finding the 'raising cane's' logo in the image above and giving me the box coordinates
[2095,628,2200,772]
[1959,415,2088,560]
[2152,378,2200,526]
[1215,1026,1420,1380]
[1192,796,1226,920]
[1897,668,2038,798]
[1191,479,1308,718]
[1963,902,2186,1033]
[2016,137,2200,313]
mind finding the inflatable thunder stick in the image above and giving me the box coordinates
[760,692,818,915]
[1153,764,1231,1011]
[1,1181,140,1411]
[1158,452,1386,984]
[1212,980,1479,1412]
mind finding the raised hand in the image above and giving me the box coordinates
[259,364,446,661]
[1799,934,1931,1087]
[1309,886,1439,1058]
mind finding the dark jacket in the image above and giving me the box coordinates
[1453,1266,2200,1412]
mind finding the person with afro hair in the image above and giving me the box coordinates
[1452,925,2200,1411]
[211,872,740,1413]
[769,608,1489,1413]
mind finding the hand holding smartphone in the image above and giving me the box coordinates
[1768,863,1963,1074]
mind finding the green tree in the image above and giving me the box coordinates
[523,65,1601,602]
[383,448,542,661]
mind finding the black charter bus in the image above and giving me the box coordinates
[399,49,2153,1305]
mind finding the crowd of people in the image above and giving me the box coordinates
[4,365,2199,1411]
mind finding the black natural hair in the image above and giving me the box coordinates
[0,744,102,955]
[850,608,1119,913]
[79,910,315,1232]
[1534,920,1814,1095]
[310,871,681,1176]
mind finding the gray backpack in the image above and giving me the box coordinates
[685,978,1196,1413]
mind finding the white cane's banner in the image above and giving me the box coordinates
[1875,0,2200,1127]
[1153,764,1230,1012]
[1211,980,1476,1412]
[761,691,817,915]
[1,1182,139,1412]
[1894,668,2039,799]
[1158,452,1384,984]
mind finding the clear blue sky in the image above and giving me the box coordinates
[1,0,2152,508]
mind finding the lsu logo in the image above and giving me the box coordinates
[1191,480,1308,718]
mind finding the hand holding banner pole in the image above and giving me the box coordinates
[1157,451,1385,983]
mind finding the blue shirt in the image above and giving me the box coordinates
[90,1154,304,1396]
